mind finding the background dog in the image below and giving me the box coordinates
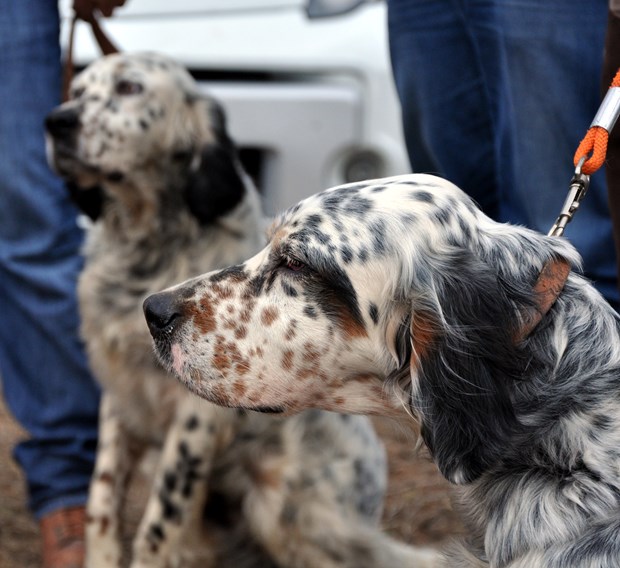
[145,173,620,567]
[46,54,438,568]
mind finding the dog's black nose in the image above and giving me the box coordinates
[45,108,80,138]
[143,292,183,335]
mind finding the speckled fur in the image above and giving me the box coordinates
[147,173,620,567]
[46,55,438,568]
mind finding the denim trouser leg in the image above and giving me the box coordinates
[0,1,100,518]
[388,0,619,310]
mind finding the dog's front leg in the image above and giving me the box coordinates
[130,397,231,568]
[86,394,132,568]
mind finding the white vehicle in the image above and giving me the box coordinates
[59,0,408,215]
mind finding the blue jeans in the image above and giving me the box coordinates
[388,0,620,310]
[0,1,100,518]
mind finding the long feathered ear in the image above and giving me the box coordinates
[387,209,580,484]
[183,101,248,225]
[406,246,538,485]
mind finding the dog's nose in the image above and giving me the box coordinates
[45,108,80,138]
[143,292,184,336]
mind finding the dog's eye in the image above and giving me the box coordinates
[284,257,305,272]
[116,80,144,96]
[71,87,85,100]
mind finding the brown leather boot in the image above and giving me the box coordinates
[39,505,86,568]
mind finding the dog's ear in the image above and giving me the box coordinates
[66,181,105,221]
[183,101,248,225]
[400,247,536,484]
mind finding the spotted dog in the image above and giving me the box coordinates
[45,55,439,568]
[146,173,620,567]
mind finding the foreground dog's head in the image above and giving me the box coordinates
[144,174,586,482]
[45,52,247,226]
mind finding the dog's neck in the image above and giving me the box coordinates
[516,258,571,342]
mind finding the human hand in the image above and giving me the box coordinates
[73,0,127,19]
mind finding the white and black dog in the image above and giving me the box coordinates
[145,173,620,567]
[46,53,438,568]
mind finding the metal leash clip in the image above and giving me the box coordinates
[548,156,590,237]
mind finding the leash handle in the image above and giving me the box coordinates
[548,67,620,236]
[548,158,590,237]
[573,67,620,175]
[62,11,120,103]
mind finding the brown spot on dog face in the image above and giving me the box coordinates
[209,335,252,377]
[336,305,368,339]
[212,283,233,300]
[247,390,261,403]
[281,350,294,370]
[302,342,321,364]
[186,294,216,334]
[297,367,316,381]
[239,301,255,323]
[234,362,250,376]
[284,320,298,341]
[233,380,247,398]
[212,351,231,373]
[212,335,232,373]
[260,306,279,327]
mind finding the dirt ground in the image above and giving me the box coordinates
[0,394,462,567]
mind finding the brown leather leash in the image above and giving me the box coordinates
[62,10,120,103]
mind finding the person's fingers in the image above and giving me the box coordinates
[72,0,126,19]
[98,0,127,17]
[72,0,94,20]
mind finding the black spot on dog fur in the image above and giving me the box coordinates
[209,264,249,283]
[341,245,354,264]
[411,190,434,204]
[158,489,181,522]
[185,415,199,430]
[304,305,318,319]
[163,471,177,492]
[282,282,298,297]
[368,303,379,325]
[148,523,165,542]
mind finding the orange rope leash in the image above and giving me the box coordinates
[573,68,620,174]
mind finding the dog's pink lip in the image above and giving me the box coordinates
[171,343,186,376]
